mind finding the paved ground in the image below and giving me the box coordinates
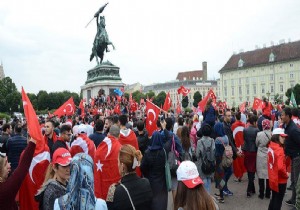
[211,174,294,210]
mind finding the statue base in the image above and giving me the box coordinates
[80,61,125,100]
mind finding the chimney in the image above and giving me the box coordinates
[202,61,207,81]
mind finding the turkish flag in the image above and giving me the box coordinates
[130,101,138,112]
[53,97,76,117]
[177,85,191,97]
[252,97,263,110]
[94,135,122,199]
[146,100,160,136]
[70,134,96,158]
[239,102,246,113]
[129,93,133,104]
[163,92,172,112]
[176,95,181,114]
[114,103,121,114]
[91,98,95,107]
[231,120,246,179]
[267,144,279,192]
[20,87,50,210]
[198,89,216,112]
[79,99,85,117]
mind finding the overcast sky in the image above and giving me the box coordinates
[1,0,300,94]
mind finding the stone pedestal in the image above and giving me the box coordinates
[81,61,125,100]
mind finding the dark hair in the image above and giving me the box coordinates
[112,115,119,124]
[181,126,191,151]
[283,107,292,118]
[136,120,144,131]
[271,134,284,147]
[201,124,212,136]
[60,124,71,134]
[178,117,184,126]
[46,120,55,128]
[2,124,10,132]
[205,98,213,112]
[235,112,241,121]
[156,119,161,128]
[248,114,258,125]
[14,124,22,134]
[165,117,173,131]
[119,114,128,126]
[95,119,104,132]
[291,108,299,118]
[174,181,216,210]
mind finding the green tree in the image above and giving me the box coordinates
[182,96,189,108]
[274,93,283,105]
[0,77,19,112]
[146,90,156,100]
[124,93,129,101]
[193,91,202,107]
[285,83,300,105]
[27,93,38,110]
[153,91,166,107]
[132,90,145,103]
[37,90,49,110]
[5,92,21,112]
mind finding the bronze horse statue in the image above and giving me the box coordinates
[90,15,115,65]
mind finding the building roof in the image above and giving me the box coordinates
[219,40,300,73]
[176,70,203,80]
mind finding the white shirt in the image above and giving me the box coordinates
[53,198,107,210]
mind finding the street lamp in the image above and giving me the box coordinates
[266,91,270,101]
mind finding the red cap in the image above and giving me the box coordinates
[52,148,72,166]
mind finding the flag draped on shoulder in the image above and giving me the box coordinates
[146,100,160,136]
[163,92,172,112]
[177,85,190,97]
[20,87,50,210]
[94,135,122,199]
[53,97,76,117]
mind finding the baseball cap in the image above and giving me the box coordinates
[78,124,87,134]
[272,128,288,137]
[52,148,72,166]
[177,160,203,188]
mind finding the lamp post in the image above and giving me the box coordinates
[266,91,270,101]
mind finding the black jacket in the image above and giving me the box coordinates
[223,121,238,159]
[134,130,149,155]
[243,125,259,152]
[284,120,300,158]
[107,173,153,210]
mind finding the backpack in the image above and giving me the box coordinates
[200,140,215,175]
[219,137,233,168]
[168,135,181,176]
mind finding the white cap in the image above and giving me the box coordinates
[176,161,203,188]
[78,124,87,134]
[272,128,288,137]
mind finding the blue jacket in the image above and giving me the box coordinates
[6,134,28,172]
[203,105,216,125]
[160,129,183,154]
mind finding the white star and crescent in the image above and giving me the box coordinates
[96,160,104,172]
[147,109,156,126]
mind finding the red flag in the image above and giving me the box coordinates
[91,97,95,107]
[163,92,172,112]
[177,85,191,97]
[94,136,122,199]
[146,101,160,136]
[252,97,263,110]
[129,93,133,104]
[79,99,85,117]
[239,102,246,113]
[53,97,76,117]
[176,95,181,114]
[20,87,50,210]
[114,103,121,114]
[198,89,216,112]
[107,95,111,104]
[231,120,246,179]
[130,101,138,112]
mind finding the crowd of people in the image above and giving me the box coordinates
[0,95,300,210]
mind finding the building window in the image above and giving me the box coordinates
[224,87,227,97]
[271,85,274,93]
[290,72,294,79]
[290,63,294,67]
[246,85,249,95]
[270,74,274,81]
[247,96,249,101]
[239,86,242,95]
[231,79,234,86]
[279,75,283,80]
[232,87,234,95]
[280,84,283,92]
[253,85,256,94]
[238,58,244,67]
[262,85,265,94]
[269,52,275,62]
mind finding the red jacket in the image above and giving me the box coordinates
[268,141,288,192]
[262,102,272,118]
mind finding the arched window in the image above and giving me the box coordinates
[238,58,244,67]
[269,52,275,62]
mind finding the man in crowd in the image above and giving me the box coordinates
[118,114,139,150]
[52,124,72,155]
[104,116,113,135]
[84,116,94,136]
[134,119,149,155]
[89,119,106,148]
[0,123,11,154]
[6,124,27,173]
[44,120,58,158]
[282,107,300,207]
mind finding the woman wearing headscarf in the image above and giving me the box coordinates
[53,153,107,209]
[213,122,231,203]
[106,144,152,210]
[256,119,272,199]
[140,131,168,210]
[203,98,216,128]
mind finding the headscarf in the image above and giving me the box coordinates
[262,119,271,130]
[58,153,96,209]
[148,131,163,151]
[214,122,225,137]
